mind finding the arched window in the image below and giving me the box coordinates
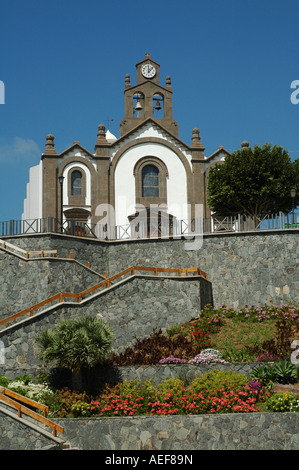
[71,170,82,196]
[142,165,159,197]
[134,157,168,206]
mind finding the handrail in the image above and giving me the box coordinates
[0,238,57,259]
[0,386,49,415]
[0,386,64,437]
[0,293,62,325]
[0,266,207,327]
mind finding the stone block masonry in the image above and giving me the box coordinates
[0,249,104,321]
[2,398,299,450]
[2,234,107,273]
[98,362,259,385]
[4,229,298,308]
[0,407,64,450]
[0,274,211,377]
[1,229,298,377]
[56,412,299,450]
[0,230,298,450]
[105,230,299,308]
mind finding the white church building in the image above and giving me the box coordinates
[22,53,230,238]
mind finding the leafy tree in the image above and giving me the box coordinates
[37,316,114,390]
[207,143,299,220]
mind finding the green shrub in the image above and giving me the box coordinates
[0,375,9,387]
[14,375,32,385]
[189,369,248,396]
[7,377,55,404]
[266,391,299,412]
[158,378,185,398]
[53,387,91,417]
[37,316,114,371]
[71,401,92,417]
[222,345,256,363]
[118,379,157,400]
[7,380,30,397]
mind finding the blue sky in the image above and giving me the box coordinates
[1,0,299,220]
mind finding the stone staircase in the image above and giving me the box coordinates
[0,389,80,450]
[0,265,207,331]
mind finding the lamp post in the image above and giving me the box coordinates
[290,188,296,225]
[58,175,64,233]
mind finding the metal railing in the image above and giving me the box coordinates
[1,211,298,240]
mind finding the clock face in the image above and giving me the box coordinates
[141,63,156,78]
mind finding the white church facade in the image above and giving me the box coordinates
[22,53,230,238]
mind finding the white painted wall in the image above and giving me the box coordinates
[204,151,226,172]
[114,142,189,226]
[22,161,42,220]
[111,121,193,169]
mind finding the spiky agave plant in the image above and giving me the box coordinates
[273,360,297,384]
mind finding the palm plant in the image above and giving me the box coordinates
[37,316,114,391]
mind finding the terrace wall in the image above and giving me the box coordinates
[0,229,298,378]
[55,412,299,450]
[0,275,211,379]
[2,403,299,450]
[3,229,299,308]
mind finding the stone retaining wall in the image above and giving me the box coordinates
[98,362,258,385]
[0,275,211,379]
[55,412,299,450]
[2,234,107,273]
[105,230,299,308]
[0,250,103,320]
[1,231,298,450]
[0,406,63,450]
[1,362,297,450]
[3,229,299,308]
[2,402,299,450]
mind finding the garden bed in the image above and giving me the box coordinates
[2,361,299,419]
[106,303,299,366]
[2,303,299,420]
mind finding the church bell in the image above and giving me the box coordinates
[135,101,143,110]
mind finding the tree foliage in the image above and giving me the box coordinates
[37,316,114,372]
[207,143,299,219]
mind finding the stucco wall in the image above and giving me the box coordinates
[114,142,189,225]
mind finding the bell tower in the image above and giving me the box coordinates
[120,53,178,137]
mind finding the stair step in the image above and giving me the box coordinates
[61,442,80,450]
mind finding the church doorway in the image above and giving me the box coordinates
[128,207,175,238]
[63,208,91,236]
